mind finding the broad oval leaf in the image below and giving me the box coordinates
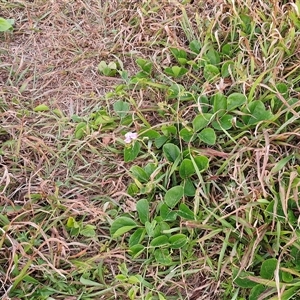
[179,159,195,178]
[163,143,180,162]
[136,199,149,224]
[189,40,201,54]
[183,179,196,197]
[169,234,188,249]
[164,185,184,208]
[150,235,169,247]
[213,93,227,115]
[153,221,170,238]
[139,129,160,139]
[129,244,145,258]
[154,248,172,265]
[178,203,195,220]
[160,203,177,221]
[203,64,220,81]
[180,128,194,142]
[198,128,216,145]
[129,228,146,247]
[227,93,247,111]
[233,269,257,288]
[34,104,50,112]
[130,166,149,183]
[221,61,234,77]
[260,258,277,280]
[249,284,267,300]
[0,18,14,32]
[212,114,233,130]
[206,49,220,65]
[136,58,153,74]
[80,225,96,237]
[113,100,130,118]
[110,217,138,238]
[192,113,213,132]
[243,100,273,125]
[194,155,209,172]
[124,141,141,162]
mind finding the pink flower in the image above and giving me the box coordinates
[124,132,138,143]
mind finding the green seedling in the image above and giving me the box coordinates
[0,17,14,32]
[98,61,119,76]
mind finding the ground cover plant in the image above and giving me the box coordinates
[1,0,300,299]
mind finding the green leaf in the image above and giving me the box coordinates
[222,44,232,56]
[276,83,288,95]
[198,128,216,145]
[170,48,187,60]
[227,93,247,111]
[33,104,50,112]
[192,113,213,132]
[127,183,139,196]
[66,217,79,228]
[282,271,293,283]
[129,244,145,257]
[150,235,169,247]
[139,129,160,139]
[155,135,168,148]
[169,234,188,249]
[75,122,87,139]
[144,163,157,177]
[81,225,96,237]
[260,258,277,279]
[129,228,146,247]
[278,286,300,299]
[110,217,138,238]
[160,203,177,221]
[221,61,234,77]
[167,84,185,99]
[136,58,153,74]
[183,178,196,197]
[180,128,194,142]
[0,17,14,32]
[212,114,233,130]
[206,49,220,65]
[124,141,141,162]
[152,222,169,239]
[108,62,117,69]
[98,61,107,70]
[161,125,177,136]
[270,155,293,174]
[243,100,273,125]
[154,249,172,265]
[136,199,149,224]
[213,93,227,115]
[163,143,180,162]
[98,61,117,76]
[130,166,149,183]
[113,100,130,118]
[164,66,188,78]
[145,220,156,237]
[164,186,184,208]
[22,275,39,284]
[189,40,201,54]
[80,276,104,287]
[193,155,209,172]
[249,284,267,300]
[203,64,220,81]
[178,57,188,65]
[233,270,258,288]
[178,203,195,220]
[179,159,195,178]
